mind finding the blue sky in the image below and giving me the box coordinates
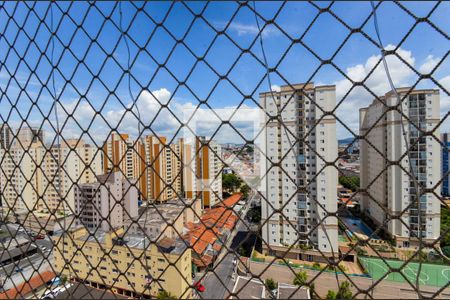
[0,1,449,145]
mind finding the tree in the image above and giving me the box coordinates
[238,245,251,257]
[240,184,251,199]
[309,283,316,299]
[326,290,337,300]
[157,290,177,300]
[441,206,450,247]
[246,206,261,223]
[222,173,242,193]
[60,275,68,284]
[293,270,308,287]
[265,278,278,291]
[339,176,360,192]
[336,281,353,300]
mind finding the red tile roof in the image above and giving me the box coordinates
[185,198,239,267]
[0,270,55,299]
[219,193,242,208]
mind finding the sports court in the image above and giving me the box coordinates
[359,256,450,287]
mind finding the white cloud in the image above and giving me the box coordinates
[271,84,281,92]
[419,55,440,74]
[335,45,417,138]
[227,22,278,37]
[46,87,263,145]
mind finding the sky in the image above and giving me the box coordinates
[0,1,449,147]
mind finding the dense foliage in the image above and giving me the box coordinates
[339,176,360,191]
[222,173,242,193]
[441,206,450,247]
[293,271,308,286]
[265,278,278,290]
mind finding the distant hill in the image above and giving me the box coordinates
[338,137,356,145]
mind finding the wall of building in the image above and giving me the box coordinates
[52,227,192,298]
[260,83,338,257]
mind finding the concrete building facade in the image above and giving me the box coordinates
[52,227,192,299]
[103,133,197,203]
[442,133,450,196]
[260,83,338,260]
[74,172,138,231]
[360,88,441,248]
[0,138,102,213]
[195,136,223,208]
[0,123,12,149]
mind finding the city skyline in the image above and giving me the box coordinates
[0,2,449,299]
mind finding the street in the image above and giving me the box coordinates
[0,224,54,291]
[200,192,259,299]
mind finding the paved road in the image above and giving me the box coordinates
[200,192,259,299]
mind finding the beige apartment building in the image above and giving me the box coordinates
[52,226,192,299]
[102,132,147,200]
[260,83,338,261]
[74,172,138,231]
[103,133,197,203]
[360,88,441,249]
[195,136,223,208]
[0,141,42,212]
[38,139,102,212]
[0,137,102,213]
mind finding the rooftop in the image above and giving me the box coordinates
[231,276,265,299]
[0,271,55,299]
[278,283,310,299]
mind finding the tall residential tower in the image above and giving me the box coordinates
[360,88,441,249]
[260,83,338,261]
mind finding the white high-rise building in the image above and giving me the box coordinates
[360,88,441,249]
[74,172,138,231]
[260,83,338,261]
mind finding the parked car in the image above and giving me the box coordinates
[194,281,205,292]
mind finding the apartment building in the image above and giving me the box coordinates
[0,138,102,213]
[260,83,338,261]
[0,123,12,149]
[74,172,138,231]
[38,139,103,212]
[15,126,44,147]
[126,198,202,241]
[104,133,198,203]
[143,136,194,202]
[442,133,450,196]
[195,136,223,208]
[360,88,441,249]
[0,142,42,212]
[52,226,192,299]
[102,132,147,200]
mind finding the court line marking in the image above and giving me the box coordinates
[401,265,429,285]
[442,268,450,281]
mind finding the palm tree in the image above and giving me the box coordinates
[293,270,308,286]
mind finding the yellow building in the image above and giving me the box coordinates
[52,226,192,299]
